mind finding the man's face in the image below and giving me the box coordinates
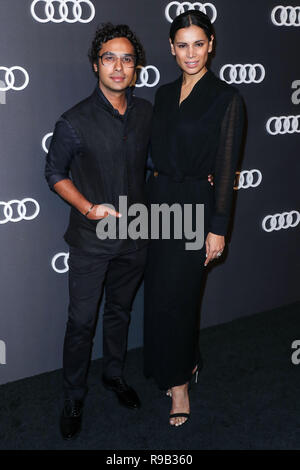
[93,37,136,94]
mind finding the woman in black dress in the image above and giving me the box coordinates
[144,10,245,427]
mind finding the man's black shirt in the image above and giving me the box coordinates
[45,85,153,254]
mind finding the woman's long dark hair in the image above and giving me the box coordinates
[169,10,213,43]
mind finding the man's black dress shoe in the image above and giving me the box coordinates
[60,399,83,440]
[102,376,141,409]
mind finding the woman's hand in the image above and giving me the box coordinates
[86,204,122,220]
[208,174,214,186]
[204,232,225,266]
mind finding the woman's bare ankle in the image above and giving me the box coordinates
[171,383,188,395]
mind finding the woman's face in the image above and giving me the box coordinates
[170,25,213,76]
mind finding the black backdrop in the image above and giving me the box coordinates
[0,0,299,385]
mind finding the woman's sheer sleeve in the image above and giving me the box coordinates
[209,92,245,236]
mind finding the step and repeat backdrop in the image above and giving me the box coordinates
[0,0,299,384]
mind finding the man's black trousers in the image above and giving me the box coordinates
[63,244,148,401]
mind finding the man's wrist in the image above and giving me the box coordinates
[84,203,95,217]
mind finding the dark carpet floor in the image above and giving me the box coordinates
[0,301,300,450]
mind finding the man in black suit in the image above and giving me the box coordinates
[45,23,152,440]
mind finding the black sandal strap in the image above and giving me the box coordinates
[169,413,190,419]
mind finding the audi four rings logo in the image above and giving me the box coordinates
[30,0,95,23]
[0,67,29,92]
[234,170,263,190]
[0,199,40,224]
[165,2,217,23]
[262,211,300,232]
[266,115,300,135]
[219,64,265,84]
[0,340,6,365]
[42,132,53,153]
[52,252,69,273]
[271,5,300,26]
[136,66,160,88]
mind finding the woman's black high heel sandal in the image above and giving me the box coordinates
[169,412,190,426]
[166,365,199,397]
[189,366,199,390]
[168,366,199,426]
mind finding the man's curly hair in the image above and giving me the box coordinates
[88,23,146,77]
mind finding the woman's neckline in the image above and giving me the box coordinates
[178,68,211,108]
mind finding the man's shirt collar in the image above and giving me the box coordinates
[94,84,134,118]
